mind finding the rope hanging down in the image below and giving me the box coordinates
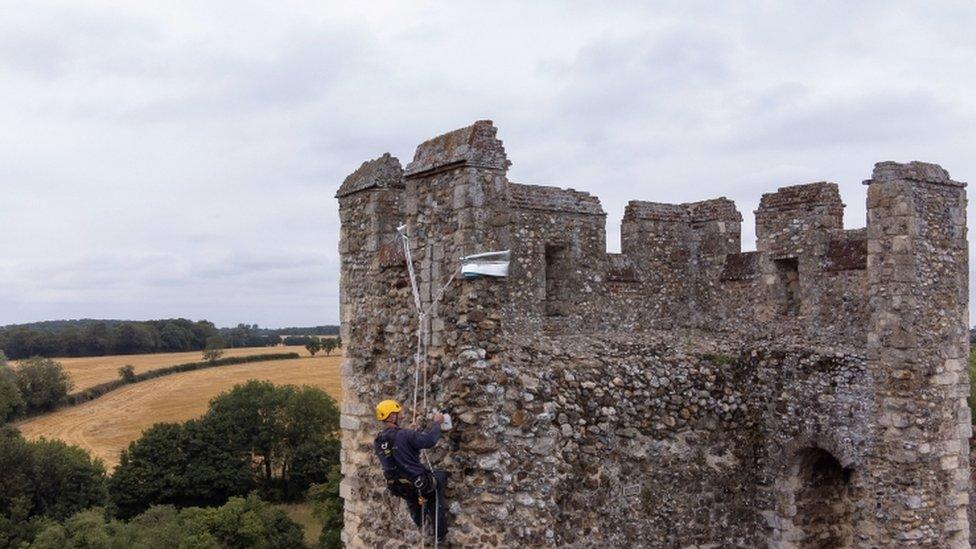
[396,224,510,547]
[397,225,460,423]
[397,225,459,549]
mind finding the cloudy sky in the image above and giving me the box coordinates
[1,1,974,328]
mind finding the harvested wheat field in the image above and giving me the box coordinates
[47,345,315,391]
[16,354,342,469]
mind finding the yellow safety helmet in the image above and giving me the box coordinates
[375,399,402,421]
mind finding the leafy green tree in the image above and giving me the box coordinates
[189,320,220,350]
[177,418,254,507]
[2,328,61,360]
[59,509,113,548]
[159,323,194,352]
[0,427,34,546]
[31,507,164,549]
[0,319,228,360]
[0,353,25,422]
[81,322,114,356]
[110,382,340,515]
[28,519,67,549]
[204,381,287,492]
[109,423,188,519]
[110,420,254,519]
[114,323,159,355]
[28,438,107,521]
[321,338,337,356]
[305,339,322,356]
[118,365,136,383]
[15,357,72,413]
[0,428,106,546]
[309,464,343,549]
[334,336,341,350]
[202,336,225,363]
[59,326,87,357]
[33,497,303,549]
[183,494,305,549]
[123,505,200,548]
[204,381,340,500]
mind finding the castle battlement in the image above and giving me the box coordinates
[336,121,971,547]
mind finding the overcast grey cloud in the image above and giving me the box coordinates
[1,1,975,327]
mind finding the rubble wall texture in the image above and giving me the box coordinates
[336,121,970,547]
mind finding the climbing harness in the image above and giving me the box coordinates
[395,224,510,548]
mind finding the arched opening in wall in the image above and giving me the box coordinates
[791,448,854,548]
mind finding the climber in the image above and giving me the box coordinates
[374,399,449,542]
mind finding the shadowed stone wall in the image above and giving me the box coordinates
[337,122,970,547]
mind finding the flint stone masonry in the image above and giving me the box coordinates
[337,121,971,547]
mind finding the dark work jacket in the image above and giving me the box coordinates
[375,423,442,479]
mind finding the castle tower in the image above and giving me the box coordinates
[335,122,971,547]
[338,121,515,547]
[335,153,408,547]
[397,121,513,545]
[863,161,970,545]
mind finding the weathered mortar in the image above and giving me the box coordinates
[336,122,971,547]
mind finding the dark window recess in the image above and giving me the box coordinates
[793,448,854,546]
[545,244,571,317]
[774,257,800,316]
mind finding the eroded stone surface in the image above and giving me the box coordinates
[337,122,971,547]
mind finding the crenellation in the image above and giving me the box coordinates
[337,122,970,547]
[623,200,689,222]
[403,119,511,177]
[335,152,404,198]
[509,182,604,216]
[606,253,638,282]
[824,230,868,272]
[867,160,961,187]
[685,196,742,223]
[755,181,844,259]
[756,181,845,212]
[720,251,761,281]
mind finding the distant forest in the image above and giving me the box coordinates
[0,319,339,360]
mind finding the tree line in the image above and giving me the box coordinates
[0,319,220,360]
[304,337,341,356]
[1,380,343,548]
[0,320,342,360]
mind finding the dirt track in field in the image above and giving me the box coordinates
[15,354,342,469]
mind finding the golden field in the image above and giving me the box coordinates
[15,354,343,469]
[48,345,316,391]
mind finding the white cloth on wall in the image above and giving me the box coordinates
[461,250,510,278]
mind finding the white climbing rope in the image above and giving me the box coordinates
[397,225,460,549]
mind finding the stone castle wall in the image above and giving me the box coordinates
[336,121,970,547]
